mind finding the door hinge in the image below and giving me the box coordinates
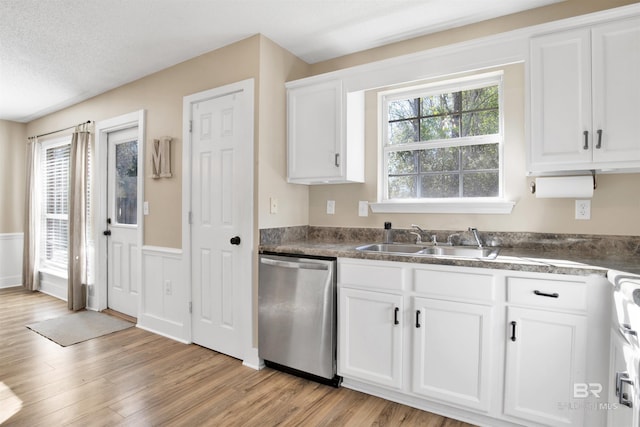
[189,302,192,314]
[189,120,193,133]
[188,211,193,224]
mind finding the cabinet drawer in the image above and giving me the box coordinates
[414,268,494,302]
[339,261,405,291]
[507,276,586,311]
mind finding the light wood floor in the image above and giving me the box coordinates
[0,287,475,426]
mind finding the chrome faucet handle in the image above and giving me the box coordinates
[446,233,460,246]
[411,224,425,233]
[431,235,438,245]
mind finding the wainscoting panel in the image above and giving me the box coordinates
[0,233,23,288]
[138,246,189,343]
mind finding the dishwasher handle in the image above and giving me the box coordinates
[260,257,330,271]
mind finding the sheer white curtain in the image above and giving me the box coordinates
[68,125,92,310]
[22,138,40,291]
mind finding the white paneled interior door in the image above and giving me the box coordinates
[190,85,252,360]
[106,127,140,318]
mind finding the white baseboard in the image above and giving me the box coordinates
[0,233,23,288]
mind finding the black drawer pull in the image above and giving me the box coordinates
[415,310,421,328]
[534,290,559,298]
[583,130,589,150]
[596,129,603,149]
[394,307,399,325]
[510,321,517,342]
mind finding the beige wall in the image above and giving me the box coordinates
[305,0,640,236]
[26,36,263,249]
[0,120,26,233]
[257,37,310,229]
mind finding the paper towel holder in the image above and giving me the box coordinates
[529,170,597,194]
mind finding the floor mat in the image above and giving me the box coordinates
[26,310,134,347]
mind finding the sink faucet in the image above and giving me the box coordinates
[469,227,483,248]
[411,224,426,244]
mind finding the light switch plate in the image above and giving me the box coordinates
[327,200,335,215]
[358,201,369,217]
[270,197,278,214]
[143,201,149,215]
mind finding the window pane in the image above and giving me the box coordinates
[462,86,498,111]
[388,175,417,199]
[45,145,70,215]
[421,174,459,198]
[463,172,499,197]
[462,144,499,170]
[115,140,138,225]
[388,120,418,145]
[461,110,499,137]
[421,93,458,116]
[388,150,416,174]
[45,218,68,268]
[420,115,460,140]
[419,147,459,172]
[388,98,419,120]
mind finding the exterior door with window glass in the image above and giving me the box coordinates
[106,127,139,317]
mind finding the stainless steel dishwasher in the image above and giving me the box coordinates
[258,253,340,386]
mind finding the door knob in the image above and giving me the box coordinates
[230,236,241,245]
[103,230,111,236]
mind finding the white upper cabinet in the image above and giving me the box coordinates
[286,79,364,184]
[529,17,640,173]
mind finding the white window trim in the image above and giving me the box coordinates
[39,135,72,275]
[375,71,515,214]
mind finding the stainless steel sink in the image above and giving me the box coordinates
[417,246,500,259]
[355,243,426,254]
[356,243,500,259]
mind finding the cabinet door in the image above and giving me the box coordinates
[338,288,403,389]
[412,297,493,412]
[504,307,587,427]
[592,17,640,163]
[287,80,342,183]
[530,29,592,170]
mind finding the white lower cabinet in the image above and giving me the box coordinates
[337,258,604,427]
[338,287,403,389]
[504,307,587,427]
[412,297,493,412]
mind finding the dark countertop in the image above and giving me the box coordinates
[259,241,640,277]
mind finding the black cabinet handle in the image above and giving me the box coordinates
[534,290,559,298]
[230,236,241,245]
[415,310,421,328]
[596,129,603,149]
[510,321,517,342]
[583,130,589,150]
[394,307,399,325]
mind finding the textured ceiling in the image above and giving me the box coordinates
[0,0,563,122]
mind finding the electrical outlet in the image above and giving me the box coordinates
[269,197,278,214]
[326,200,335,215]
[358,201,369,217]
[575,199,591,220]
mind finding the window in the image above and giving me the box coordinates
[40,137,71,271]
[373,72,514,214]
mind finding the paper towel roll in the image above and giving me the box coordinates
[534,176,594,198]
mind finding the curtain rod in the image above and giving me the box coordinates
[28,120,92,140]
